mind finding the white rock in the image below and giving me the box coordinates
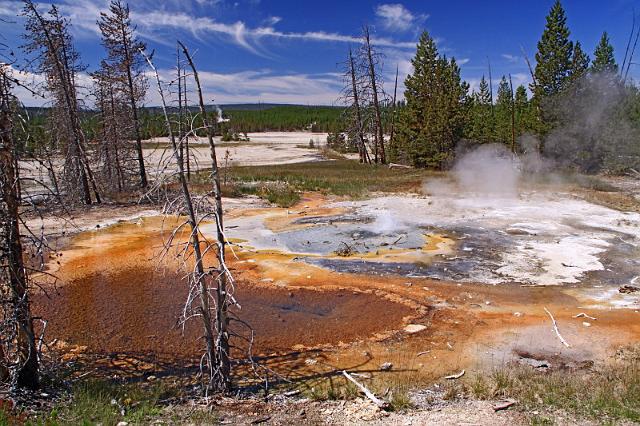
[404,324,427,334]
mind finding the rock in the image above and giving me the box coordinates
[380,362,393,371]
[304,358,317,366]
[147,375,156,381]
[117,422,128,426]
[620,285,640,294]
[513,312,523,317]
[583,322,591,327]
[404,324,427,334]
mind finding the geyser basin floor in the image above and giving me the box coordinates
[32,189,640,386]
[220,190,640,292]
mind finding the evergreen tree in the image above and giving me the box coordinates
[393,32,468,168]
[591,32,617,74]
[514,85,534,134]
[570,41,590,82]
[468,76,493,143]
[494,76,513,144]
[532,1,574,100]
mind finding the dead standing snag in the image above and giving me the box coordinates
[179,40,233,393]
[141,49,225,394]
[0,63,39,390]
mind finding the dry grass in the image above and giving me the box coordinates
[464,346,640,423]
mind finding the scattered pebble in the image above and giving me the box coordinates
[404,324,427,334]
[380,362,393,371]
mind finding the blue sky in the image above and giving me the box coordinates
[1,0,638,106]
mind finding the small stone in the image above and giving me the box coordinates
[404,324,427,334]
[582,322,591,327]
[513,312,523,317]
[117,422,128,426]
[380,362,393,371]
[147,375,156,381]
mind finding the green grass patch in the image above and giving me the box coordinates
[225,160,439,200]
[30,379,180,426]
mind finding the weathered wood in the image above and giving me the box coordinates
[0,68,39,389]
[544,307,570,348]
[444,370,465,380]
[388,163,412,169]
[179,41,232,393]
[493,399,517,411]
[142,49,220,392]
[363,26,386,164]
[342,370,389,409]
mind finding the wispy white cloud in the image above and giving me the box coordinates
[133,10,417,51]
[144,67,343,105]
[375,3,427,32]
[501,53,521,64]
[264,15,281,25]
[0,0,417,54]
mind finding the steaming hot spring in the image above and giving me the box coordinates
[35,145,640,362]
[215,147,640,308]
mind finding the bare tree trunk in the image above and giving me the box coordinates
[509,74,516,153]
[389,65,398,150]
[363,26,385,164]
[487,56,494,122]
[177,45,185,172]
[142,48,226,393]
[348,48,370,164]
[184,70,191,181]
[179,40,231,392]
[120,16,147,189]
[0,71,39,390]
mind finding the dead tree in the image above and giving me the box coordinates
[362,26,386,164]
[22,1,100,205]
[91,61,136,192]
[98,0,148,189]
[341,47,370,164]
[143,47,234,394]
[179,40,232,393]
[509,74,516,153]
[389,65,399,149]
[175,45,193,181]
[0,61,39,390]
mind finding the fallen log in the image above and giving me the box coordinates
[342,370,389,409]
[544,307,570,348]
[388,162,412,169]
[444,370,465,380]
[573,312,597,321]
[493,399,517,411]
